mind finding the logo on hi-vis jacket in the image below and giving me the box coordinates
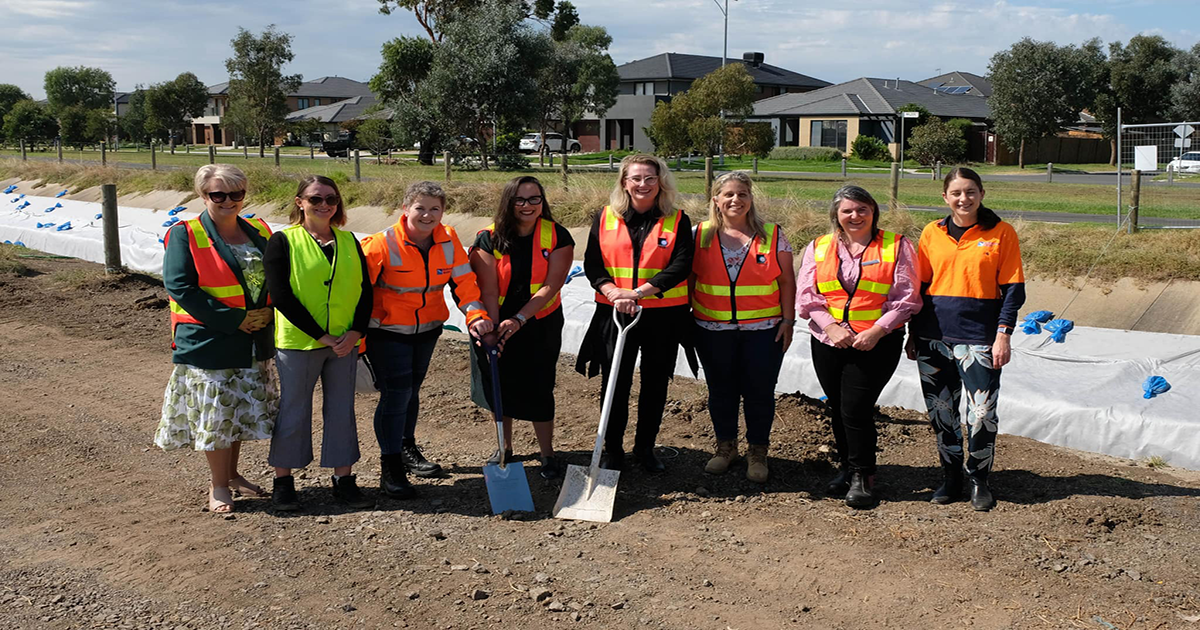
[756,254,766,264]
[436,267,451,275]
[658,237,668,247]
[542,248,550,259]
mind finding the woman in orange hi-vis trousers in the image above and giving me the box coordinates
[360,181,493,500]
[690,172,795,484]
[797,185,921,510]
[906,167,1024,512]
[155,164,277,515]
[575,154,693,474]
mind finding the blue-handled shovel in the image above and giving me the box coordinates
[481,337,535,514]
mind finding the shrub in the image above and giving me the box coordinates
[727,122,775,158]
[768,146,842,161]
[850,135,890,161]
[908,116,966,166]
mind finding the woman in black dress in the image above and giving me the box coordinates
[468,176,575,479]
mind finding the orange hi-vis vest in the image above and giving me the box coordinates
[165,216,272,340]
[813,230,899,333]
[482,218,561,319]
[595,206,688,308]
[691,221,782,323]
[363,220,487,335]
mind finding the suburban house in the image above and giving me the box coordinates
[749,76,992,161]
[284,95,386,143]
[190,76,375,146]
[579,52,830,153]
[917,71,993,97]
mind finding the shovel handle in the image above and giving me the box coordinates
[588,306,642,469]
[484,342,507,468]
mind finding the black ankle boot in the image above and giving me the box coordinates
[844,472,876,509]
[931,465,963,505]
[969,477,995,511]
[272,475,301,512]
[400,440,442,477]
[380,454,417,499]
[634,445,665,474]
[599,449,624,471]
[825,468,851,495]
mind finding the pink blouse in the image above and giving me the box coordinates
[795,234,922,346]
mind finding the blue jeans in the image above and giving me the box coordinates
[367,335,438,456]
[693,324,785,446]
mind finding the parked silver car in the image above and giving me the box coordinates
[1166,151,1200,173]
[519,132,581,154]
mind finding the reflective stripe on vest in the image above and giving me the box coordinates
[369,222,488,333]
[691,221,783,323]
[595,206,688,308]
[275,225,364,350]
[484,218,561,319]
[813,230,899,333]
[165,217,272,339]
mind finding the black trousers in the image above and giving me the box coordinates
[591,305,685,454]
[810,331,904,475]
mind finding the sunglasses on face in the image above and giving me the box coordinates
[206,190,246,203]
[513,195,543,207]
[304,195,341,206]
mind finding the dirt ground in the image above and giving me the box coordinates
[1,251,1198,630]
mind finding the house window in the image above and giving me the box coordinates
[298,98,309,109]
[810,120,848,151]
[634,81,654,95]
[313,99,320,106]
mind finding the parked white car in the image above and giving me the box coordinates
[519,132,581,154]
[1166,152,1200,173]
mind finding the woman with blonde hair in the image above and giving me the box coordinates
[155,164,277,514]
[263,175,375,511]
[690,172,795,483]
[575,154,693,473]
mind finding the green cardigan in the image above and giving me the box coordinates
[163,212,275,368]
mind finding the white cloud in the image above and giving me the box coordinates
[0,0,93,19]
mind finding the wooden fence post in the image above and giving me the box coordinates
[1129,169,1141,233]
[208,145,216,164]
[150,142,157,170]
[57,139,63,163]
[101,141,107,166]
[704,157,714,199]
[1047,162,1053,184]
[752,157,758,174]
[20,138,26,161]
[561,151,569,190]
[354,149,361,182]
[274,147,281,167]
[444,152,451,181]
[889,162,900,212]
[101,184,122,274]
[841,158,847,178]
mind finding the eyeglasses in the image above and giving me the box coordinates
[513,195,543,207]
[625,176,659,186]
[206,190,246,203]
[304,195,341,206]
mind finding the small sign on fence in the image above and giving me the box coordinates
[1134,145,1158,172]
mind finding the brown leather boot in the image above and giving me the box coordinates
[704,440,739,474]
[746,444,769,483]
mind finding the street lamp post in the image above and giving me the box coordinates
[712,0,735,166]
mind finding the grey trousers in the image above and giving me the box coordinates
[268,347,361,470]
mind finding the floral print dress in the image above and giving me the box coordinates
[155,242,278,451]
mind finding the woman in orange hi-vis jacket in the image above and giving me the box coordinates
[360,181,493,499]
[906,167,1024,512]
[797,185,922,510]
[468,176,574,480]
[690,172,796,484]
[155,164,277,515]
[575,154,693,474]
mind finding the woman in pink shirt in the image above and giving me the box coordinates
[796,185,922,509]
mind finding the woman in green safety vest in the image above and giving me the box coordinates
[263,175,374,512]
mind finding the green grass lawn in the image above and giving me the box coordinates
[2,149,1197,219]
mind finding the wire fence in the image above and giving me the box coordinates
[1117,120,1200,230]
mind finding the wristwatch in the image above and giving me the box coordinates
[514,313,528,326]
[634,287,645,300]
[997,325,1014,335]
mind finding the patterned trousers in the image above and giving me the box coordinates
[915,338,1002,480]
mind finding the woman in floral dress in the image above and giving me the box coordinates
[155,164,278,514]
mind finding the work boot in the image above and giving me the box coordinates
[400,440,442,477]
[599,449,624,472]
[539,455,564,480]
[844,471,876,509]
[745,444,769,483]
[379,454,417,500]
[634,445,666,474]
[969,477,996,512]
[825,468,851,495]
[704,440,740,474]
[271,475,301,512]
[932,464,964,505]
[331,474,375,510]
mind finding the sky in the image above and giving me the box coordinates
[1,0,1196,99]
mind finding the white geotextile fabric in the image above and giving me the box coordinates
[5,192,1198,470]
